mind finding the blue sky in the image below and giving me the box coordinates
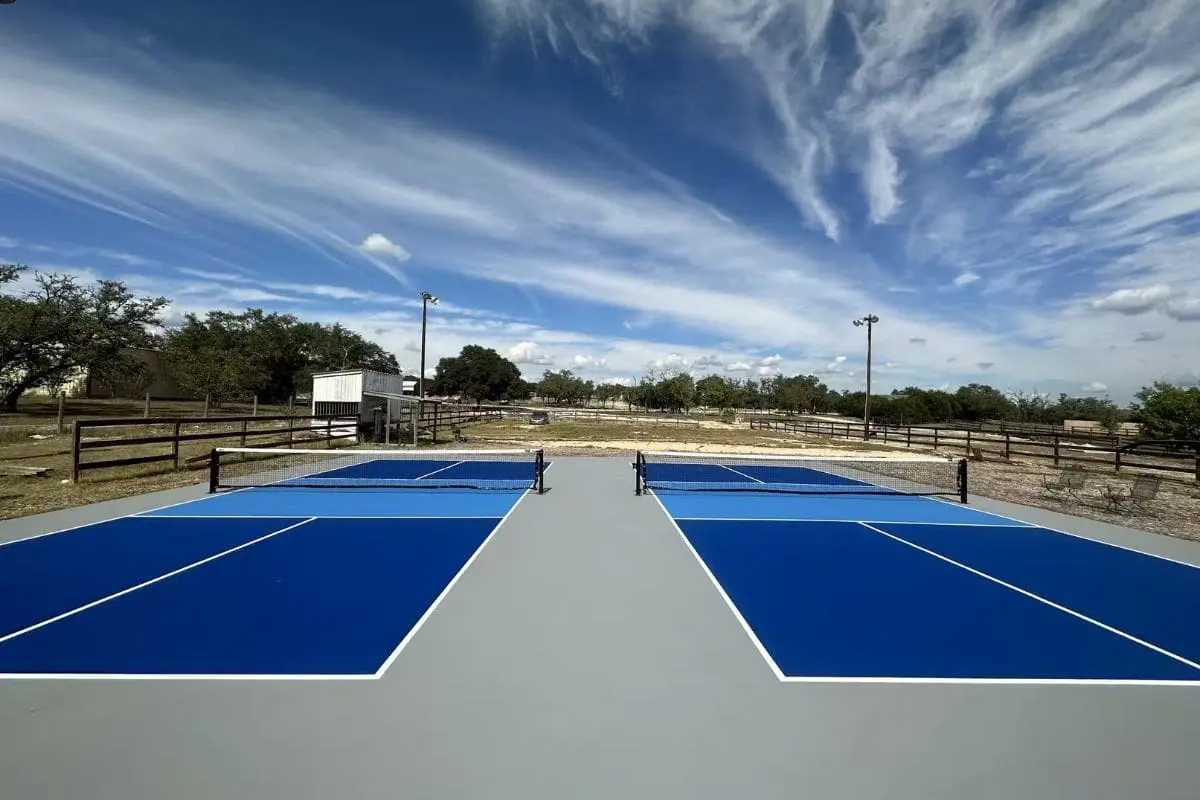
[1,0,1198,403]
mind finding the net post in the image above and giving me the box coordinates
[535,449,545,494]
[208,448,220,494]
[634,451,644,495]
[957,458,968,503]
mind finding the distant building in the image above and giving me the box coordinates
[86,348,196,400]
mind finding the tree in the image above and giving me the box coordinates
[1131,382,1200,440]
[954,384,1014,422]
[163,312,268,406]
[695,375,735,410]
[0,266,167,412]
[163,310,402,405]
[433,345,524,403]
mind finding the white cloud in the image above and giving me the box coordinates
[863,131,902,224]
[692,354,722,369]
[359,234,412,260]
[572,353,607,369]
[1088,285,1174,315]
[508,341,554,365]
[724,362,752,373]
[1081,381,1108,393]
[758,354,783,367]
[650,353,689,374]
[0,236,18,248]
[952,272,981,288]
[1135,330,1166,342]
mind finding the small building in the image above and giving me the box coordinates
[311,369,418,440]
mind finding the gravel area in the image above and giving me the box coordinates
[949,455,1200,542]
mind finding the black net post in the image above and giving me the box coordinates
[207,448,220,493]
[535,449,545,494]
[635,451,645,495]
[957,458,969,503]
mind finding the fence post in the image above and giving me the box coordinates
[326,417,333,448]
[1053,435,1060,467]
[288,395,295,416]
[57,391,66,434]
[432,403,440,444]
[71,421,82,483]
[203,394,210,418]
[1004,434,1011,461]
[966,430,972,456]
[906,426,912,448]
[287,416,295,448]
[143,393,151,418]
[252,395,258,416]
[933,428,938,450]
[240,419,248,447]
[172,421,181,469]
[1114,448,1121,473]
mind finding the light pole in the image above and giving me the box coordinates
[852,314,880,439]
[419,291,438,398]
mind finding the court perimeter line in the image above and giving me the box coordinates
[372,488,534,678]
[671,517,1033,527]
[927,493,1200,572]
[778,676,1200,686]
[0,518,317,649]
[0,672,379,681]
[648,491,786,681]
[133,514,506,519]
[0,484,255,550]
[857,522,1200,675]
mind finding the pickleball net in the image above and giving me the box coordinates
[209,447,546,493]
[635,450,967,501]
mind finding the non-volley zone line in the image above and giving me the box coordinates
[0,498,531,679]
[663,513,1200,685]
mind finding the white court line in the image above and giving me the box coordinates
[778,676,1200,686]
[0,518,316,649]
[372,487,534,678]
[0,484,263,550]
[856,521,1200,674]
[671,517,1033,527]
[133,514,505,519]
[926,493,1200,571]
[414,460,466,480]
[647,490,785,681]
[718,464,764,483]
[0,671,379,681]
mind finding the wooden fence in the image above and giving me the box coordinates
[416,404,502,443]
[751,419,1199,481]
[72,414,356,482]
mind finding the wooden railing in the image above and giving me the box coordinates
[750,419,1199,481]
[72,414,356,481]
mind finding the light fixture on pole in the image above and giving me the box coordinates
[852,314,880,440]
[419,291,438,399]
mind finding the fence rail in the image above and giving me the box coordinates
[72,414,357,481]
[751,419,1199,481]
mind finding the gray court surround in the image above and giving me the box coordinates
[2,457,1200,799]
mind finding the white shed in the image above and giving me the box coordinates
[311,369,417,437]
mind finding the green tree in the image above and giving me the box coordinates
[433,345,524,403]
[1131,382,1200,440]
[0,265,167,412]
[695,375,735,410]
[954,384,1014,422]
[163,312,268,406]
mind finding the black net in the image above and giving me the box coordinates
[210,447,545,492]
[635,450,967,501]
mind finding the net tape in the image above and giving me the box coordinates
[635,450,967,500]
[210,447,545,492]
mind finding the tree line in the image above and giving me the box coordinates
[2,265,1197,441]
[1,265,400,411]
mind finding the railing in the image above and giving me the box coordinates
[72,414,356,481]
[750,419,1199,481]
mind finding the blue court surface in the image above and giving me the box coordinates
[0,456,544,678]
[651,459,1200,684]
